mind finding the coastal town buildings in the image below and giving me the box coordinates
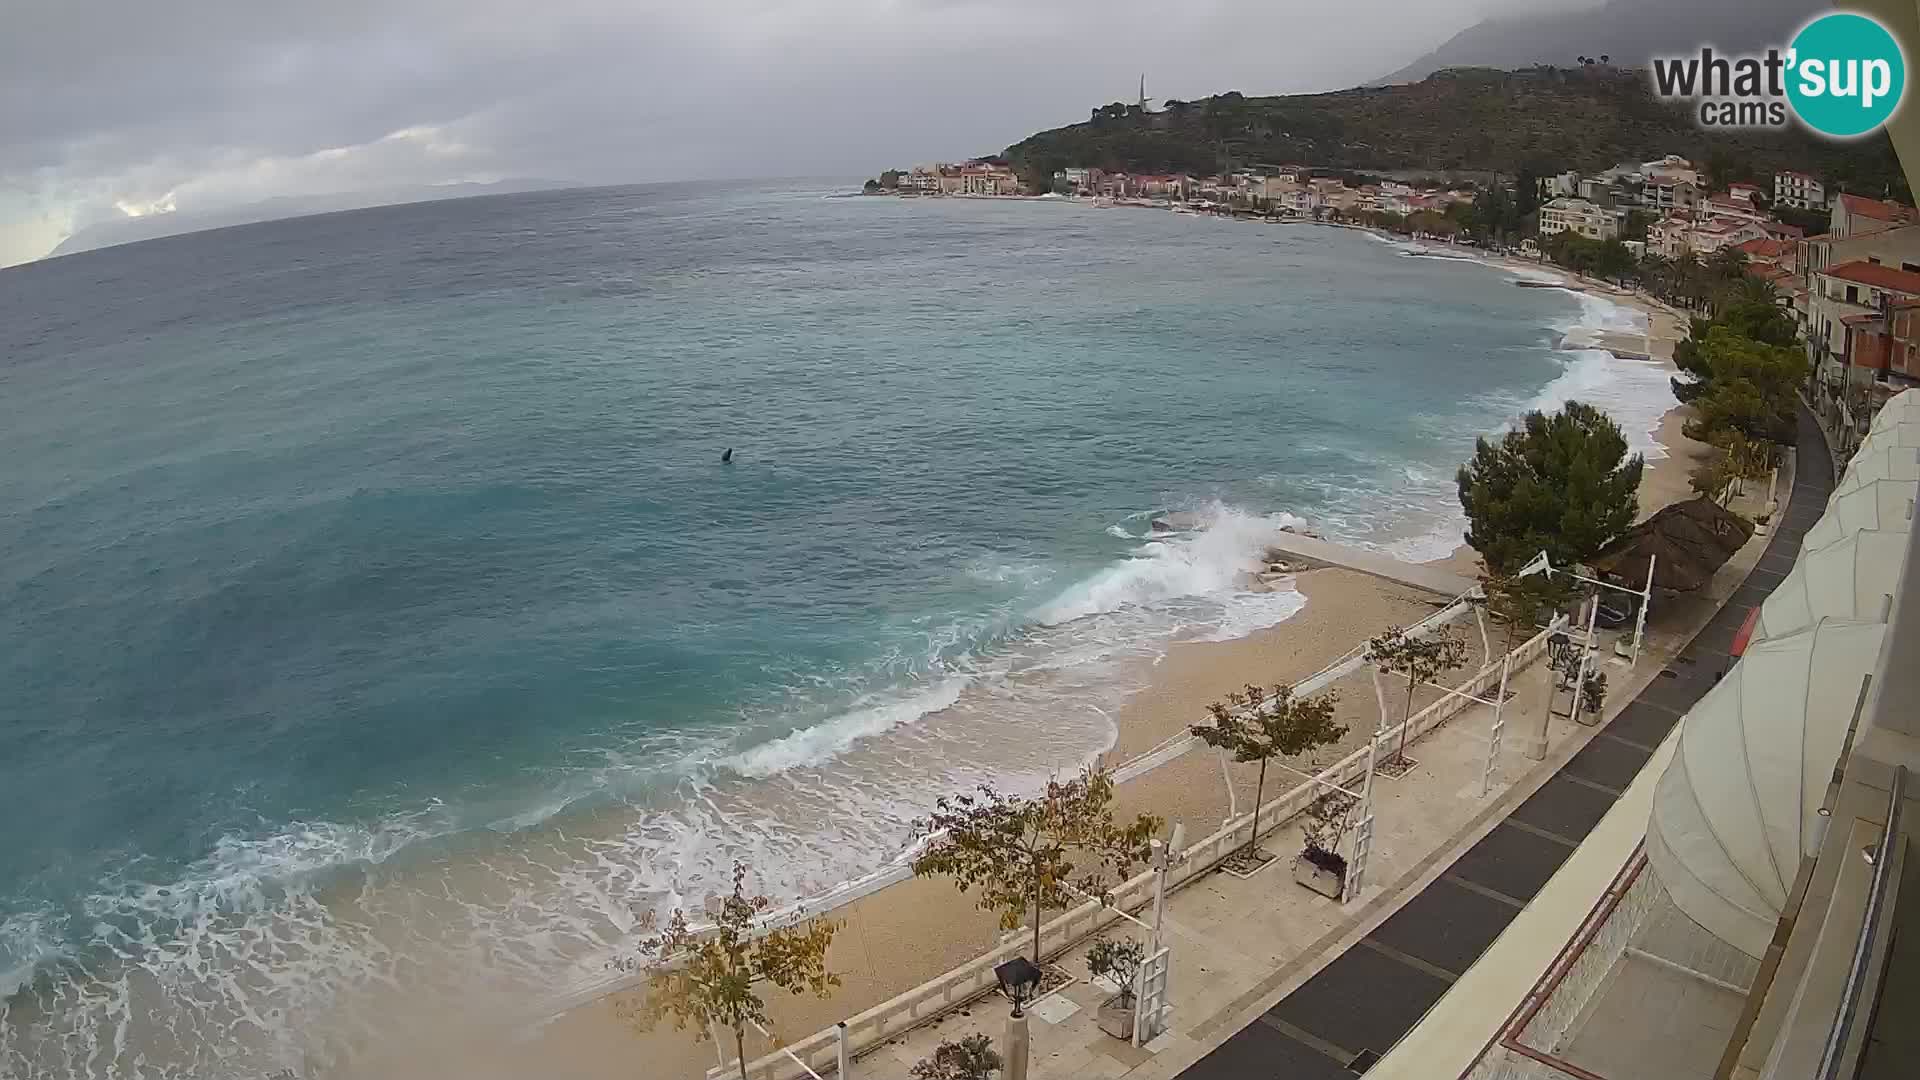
[1831,191,1913,238]
[1774,168,1827,209]
[1806,256,1920,391]
[1538,196,1619,240]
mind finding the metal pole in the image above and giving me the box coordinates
[1369,667,1389,742]
[836,1022,850,1080]
[1482,653,1512,798]
[1573,597,1599,723]
[1631,553,1655,666]
[1005,1011,1031,1080]
[1216,749,1238,823]
[1350,731,1380,897]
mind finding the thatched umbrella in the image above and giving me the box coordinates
[1591,497,1755,591]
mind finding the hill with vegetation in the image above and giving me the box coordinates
[1002,67,1905,198]
[1372,0,1819,86]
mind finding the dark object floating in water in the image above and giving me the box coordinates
[721,448,734,464]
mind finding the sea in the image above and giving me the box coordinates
[0,181,1667,1077]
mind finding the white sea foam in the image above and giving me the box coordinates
[723,677,969,778]
[1505,265,1568,286]
[1525,348,1674,460]
[1034,506,1300,626]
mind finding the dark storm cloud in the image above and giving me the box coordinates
[0,0,1606,264]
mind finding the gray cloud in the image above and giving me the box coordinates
[0,0,1601,265]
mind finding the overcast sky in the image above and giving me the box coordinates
[0,0,1599,267]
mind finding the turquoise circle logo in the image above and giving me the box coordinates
[1787,13,1906,137]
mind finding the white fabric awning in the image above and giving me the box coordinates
[1752,530,1908,645]
[1647,618,1888,957]
[1871,388,1919,433]
[1854,420,1920,456]
[1836,444,1920,495]
[1803,479,1916,549]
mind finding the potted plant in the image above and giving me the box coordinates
[1580,670,1608,719]
[1754,511,1773,537]
[1293,791,1358,899]
[912,1033,1003,1080]
[1085,938,1148,1039]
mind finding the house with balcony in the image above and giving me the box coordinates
[1539,196,1618,241]
[1702,192,1770,226]
[1775,169,1828,209]
[1808,259,1920,391]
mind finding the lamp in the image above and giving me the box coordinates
[994,956,1044,1017]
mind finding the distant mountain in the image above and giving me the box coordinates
[1372,0,1821,86]
[1004,68,1906,195]
[48,179,577,259]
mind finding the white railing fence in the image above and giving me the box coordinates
[706,621,1560,1080]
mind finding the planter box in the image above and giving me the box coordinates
[1293,853,1346,899]
[1097,996,1137,1040]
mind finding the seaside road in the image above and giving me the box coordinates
[1174,402,1834,1078]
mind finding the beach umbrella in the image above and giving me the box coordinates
[1648,618,1888,957]
[1804,478,1916,548]
[1835,444,1920,496]
[1750,529,1908,647]
[1591,496,1754,591]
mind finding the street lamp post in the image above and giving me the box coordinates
[994,957,1043,1080]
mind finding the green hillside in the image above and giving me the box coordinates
[1003,68,1906,198]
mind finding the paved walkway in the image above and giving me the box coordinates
[1170,405,1834,1079]
[1261,532,1474,598]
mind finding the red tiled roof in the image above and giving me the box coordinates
[1825,259,1920,293]
[1737,238,1792,258]
[1763,221,1806,239]
[1839,193,1910,221]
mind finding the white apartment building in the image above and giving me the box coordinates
[1539,197,1619,241]
[1774,169,1827,210]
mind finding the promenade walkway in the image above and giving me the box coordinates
[1167,404,1833,1079]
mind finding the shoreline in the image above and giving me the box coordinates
[399,233,1713,1079]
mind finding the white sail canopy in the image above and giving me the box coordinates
[1751,530,1908,645]
[1854,420,1920,457]
[1647,619,1889,957]
[1803,479,1916,548]
[1835,444,1920,495]
[1871,388,1919,433]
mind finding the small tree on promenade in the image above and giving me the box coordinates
[1477,571,1572,655]
[616,863,840,1080]
[1366,625,1471,767]
[912,1033,1003,1080]
[912,767,1161,968]
[1189,683,1344,861]
[1456,401,1643,575]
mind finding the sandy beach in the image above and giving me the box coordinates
[336,264,1720,1080]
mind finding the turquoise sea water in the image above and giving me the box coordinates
[0,182,1667,1076]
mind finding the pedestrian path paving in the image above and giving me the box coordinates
[1174,405,1834,1078]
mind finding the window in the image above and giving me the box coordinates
[1848,285,1860,304]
